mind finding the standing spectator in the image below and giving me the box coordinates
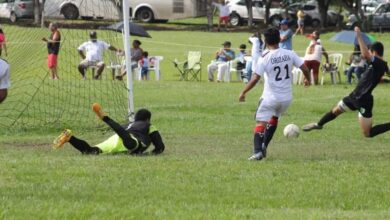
[0,27,7,57]
[295,9,305,35]
[303,31,329,85]
[236,44,248,82]
[0,58,10,103]
[345,45,366,84]
[140,51,149,81]
[208,41,235,82]
[119,39,144,80]
[77,31,120,80]
[42,23,61,80]
[212,0,231,32]
[246,32,264,81]
[279,19,293,50]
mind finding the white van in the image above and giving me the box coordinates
[44,0,206,21]
[130,0,206,22]
[44,0,120,20]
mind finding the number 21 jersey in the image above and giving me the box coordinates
[255,48,304,102]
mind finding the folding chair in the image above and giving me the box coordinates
[321,53,343,85]
[173,51,202,81]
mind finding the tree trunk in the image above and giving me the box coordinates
[245,0,253,28]
[264,0,272,24]
[318,0,331,28]
[33,0,40,25]
[207,0,214,31]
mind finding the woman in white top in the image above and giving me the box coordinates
[345,45,366,84]
[303,31,329,85]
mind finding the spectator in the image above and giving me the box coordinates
[295,9,305,35]
[236,44,248,82]
[140,51,149,81]
[345,45,366,84]
[303,31,329,85]
[119,39,144,80]
[212,0,231,32]
[0,58,10,103]
[246,32,264,81]
[42,23,61,80]
[77,31,120,80]
[208,41,235,82]
[0,27,7,57]
[279,19,293,50]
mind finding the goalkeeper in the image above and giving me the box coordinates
[53,103,165,155]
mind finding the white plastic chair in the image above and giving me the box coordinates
[107,51,124,80]
[295,67,314,85]
[321,53,343,85]
[137,56,164,81]
[224,60,242,82]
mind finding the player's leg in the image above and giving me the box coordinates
[92,103,138,150]
[248,99,273,160]
[303,97,354,131]
[358,96,390,137]
[53,129,101,154]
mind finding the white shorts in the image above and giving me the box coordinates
[255,98,292,122]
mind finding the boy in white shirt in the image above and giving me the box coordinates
[239,27,310,161]
[212,1,231,31]
[0,58,10,103]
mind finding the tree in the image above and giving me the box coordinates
[33,0,41,25]
[206,0,214,31]
[244,0,254,28]
[317,0,332,28]
[264,0,273,24]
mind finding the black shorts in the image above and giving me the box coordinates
[342,95,373,118]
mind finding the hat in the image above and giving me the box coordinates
[280,19,289,25]
[222,41,231,46]
[90,31,97,39]
[239,44,246,49]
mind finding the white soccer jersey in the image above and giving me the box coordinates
[255,48,304,102]
[0,59,10,90]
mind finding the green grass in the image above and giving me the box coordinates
[0,25,390,219]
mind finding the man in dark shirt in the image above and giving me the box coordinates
[53,104,165,155]
[42,22,61,80]
[303,27,390,138]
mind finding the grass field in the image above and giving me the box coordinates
[0,24,390,219]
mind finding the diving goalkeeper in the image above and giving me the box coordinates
[53,103,165,155]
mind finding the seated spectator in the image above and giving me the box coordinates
[235,44,248,82]
[208,41,235,82]
[77,31,120,80]
[140,51,149,81]
[345,45,366,84]
[118,40,143,80]
[245,32,263,81]
[303,31,329,85]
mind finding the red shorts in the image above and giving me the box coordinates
[48,54,58,69]
[219,16,230,23]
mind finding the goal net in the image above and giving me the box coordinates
[0,1,129,131]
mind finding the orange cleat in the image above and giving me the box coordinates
[53,129,73,149]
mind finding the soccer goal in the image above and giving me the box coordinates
[0,1,135,131]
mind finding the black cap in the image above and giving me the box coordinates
[90,31,97,39]
[222,41,231,46]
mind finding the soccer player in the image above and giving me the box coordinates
[53,103,165,155]
[0,58,10,103]
[303,27,390,138]
[239,27,310,161]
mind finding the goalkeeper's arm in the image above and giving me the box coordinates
[149,131,165,155]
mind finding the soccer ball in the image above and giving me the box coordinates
[283,124,300,138]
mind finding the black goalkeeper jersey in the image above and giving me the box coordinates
[350,56,388,99]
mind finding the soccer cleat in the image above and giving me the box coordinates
[302,123,323,132]
[53,129,73,149]
[92,103,106,120]
[248,152,264,161]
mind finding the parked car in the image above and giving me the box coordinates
[0,0,33,22]
[288,1,342,28]
[228,0,285,27]
[347,2,390,31]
